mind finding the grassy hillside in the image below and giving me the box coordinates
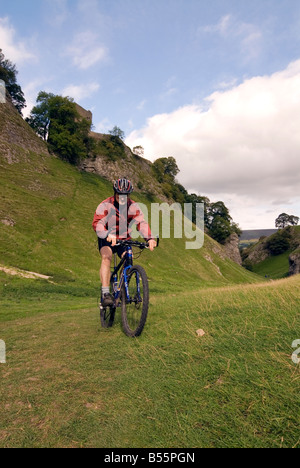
[0,145,258,294]
[1,98,299,448]
[252,250,291,279]
[244,226,300,279]
[0,100,258,295]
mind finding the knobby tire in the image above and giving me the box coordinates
[121,265,149,337]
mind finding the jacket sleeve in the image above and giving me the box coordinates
[128,202,153,241]
[92,199,116,239]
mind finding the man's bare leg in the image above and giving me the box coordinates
[100,246,114,306]
[100,246,112,287]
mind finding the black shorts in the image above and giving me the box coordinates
[98,238,127,258]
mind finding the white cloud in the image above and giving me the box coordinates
[200,14,263,61]
[126,60,300,229]
[65,31,108,69]
[0,17,36,64]
[62,82,100,101]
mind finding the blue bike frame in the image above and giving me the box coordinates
[111,245,141,306]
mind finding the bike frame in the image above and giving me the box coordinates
[110,244,140,307]
[109,238,159,308]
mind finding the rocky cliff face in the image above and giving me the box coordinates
[289,250,300,276]
[80,136,168,201]
[0,94,49,164]
[245,239,270,264]
[223,233,242,265]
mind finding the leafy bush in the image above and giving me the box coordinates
[266,230,291,255]
[27,92,94,165]
[0,49,26,114]
[94,136,126,161]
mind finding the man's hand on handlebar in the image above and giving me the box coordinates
[148,239,157,252]
[107,234,117,247]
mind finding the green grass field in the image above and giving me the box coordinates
[0,275,299,448]
[0,102,299,448]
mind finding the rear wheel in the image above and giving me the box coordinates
[100,272,119,329]
[121,265,149,337]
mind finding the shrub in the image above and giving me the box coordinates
[266,231,291,255]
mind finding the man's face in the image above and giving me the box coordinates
[116,194,127,206]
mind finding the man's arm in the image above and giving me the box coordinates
[92,198,116,239]
[128,202,157,251]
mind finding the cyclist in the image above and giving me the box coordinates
[92,178,157,307]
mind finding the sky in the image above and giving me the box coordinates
[0,0,300,229]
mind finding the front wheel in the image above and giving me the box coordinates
[121,265,149,337]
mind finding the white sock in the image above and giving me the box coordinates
[102,286,110,297]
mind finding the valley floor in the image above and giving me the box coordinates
[0,275,299,448]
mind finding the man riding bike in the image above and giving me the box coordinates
[92,178,157,307]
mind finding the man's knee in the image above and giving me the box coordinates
[100,246,112,263]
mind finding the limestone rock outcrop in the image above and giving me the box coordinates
[223,233,242,265]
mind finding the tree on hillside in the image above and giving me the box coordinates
[0,49,26,114]
[27,92,94,165]
[209,216,232,244]
[207,201,241,243]
[26,91,53,140]
[151,156,241,243]
[133,145,144,157]
[109,126,125,140]
[275,213,299,229]
[152,157,180,183]
[152,157,183,201]
[266,229,292,255]
[185,193,211,226]
[207,201,232,225]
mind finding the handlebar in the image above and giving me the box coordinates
[115,237,159,249]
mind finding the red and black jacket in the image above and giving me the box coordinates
[92,196,153,241]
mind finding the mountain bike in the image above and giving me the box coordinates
[100,239,159,337]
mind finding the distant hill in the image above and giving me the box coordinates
[240,229,277,240]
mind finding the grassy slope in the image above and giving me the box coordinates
[252,251,291,279]
[0,102,299,448]
[0,141,258,296]
[251,227,300,279]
